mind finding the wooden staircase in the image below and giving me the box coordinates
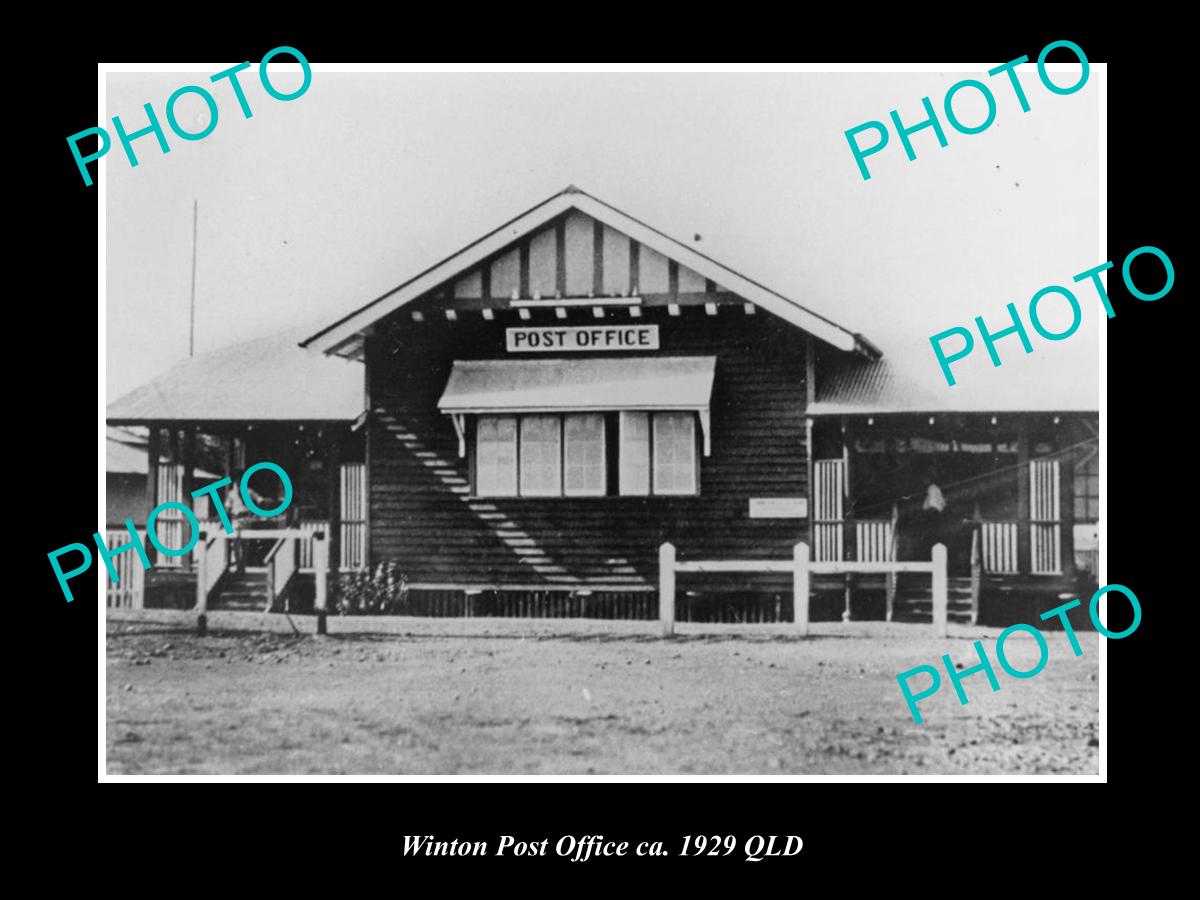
[892,572,977,624]
[208,567,271,612]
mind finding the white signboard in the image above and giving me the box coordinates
[749,497,808,519]
[506,325,659,352]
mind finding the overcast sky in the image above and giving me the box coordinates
[105,68,1101,404]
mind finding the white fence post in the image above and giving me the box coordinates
[932,542,948,638]
[314,533,328,635]
[659,542,675,637]
[794,541,810,636]
[195,531,208,636]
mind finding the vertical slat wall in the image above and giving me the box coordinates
[813,459,844,562]
[153,464,186,567]
[855,520,893,562]
[105,529,146,608]
[982,522,1019,573]
[340,462,367,570]
[396,589,790,622]
[297,521,324,569]
[1030,458,1062,574]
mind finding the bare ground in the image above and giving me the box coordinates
[105,610,1100,775]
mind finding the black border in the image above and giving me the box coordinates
[26,18,1172,871]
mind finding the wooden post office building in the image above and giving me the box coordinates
[107,186,1099,624]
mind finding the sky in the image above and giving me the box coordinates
[104,67,1101,406]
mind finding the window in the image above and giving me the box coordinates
[474,411,698,498]
[476,415,517,496]
[619,412,650,495]
[654,412,698,495]
[475,413,606,497]
[565,413,606,496]
[1073,448,1099,522]
[519,415,561,496]
[619,411,698,496]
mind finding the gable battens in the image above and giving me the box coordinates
[629,238,640,296]
[302,188,867,356]
[399,217,789,329]
[555,218,567,298]
[593,219,604,297]
[519,241,531,298]
[480,260,491,303]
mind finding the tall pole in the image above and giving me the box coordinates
[189,199,198,357]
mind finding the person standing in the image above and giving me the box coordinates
[919,477,947,557]
[226,478,254,574]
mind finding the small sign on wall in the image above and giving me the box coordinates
[749,497,808,519]
[506,325,659,352]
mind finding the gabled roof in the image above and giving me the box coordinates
[107,328,364,424]
[301,185,876,358]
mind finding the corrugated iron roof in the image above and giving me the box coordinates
[107,328,364,424]
[810,352,1100,415]
[105,429,220,477]
[106,436,151,475]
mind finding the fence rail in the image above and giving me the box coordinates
[265,535,299,612]
[660,542,948,638]
[195,529,329,635]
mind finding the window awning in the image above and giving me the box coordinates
[438,356,716,457]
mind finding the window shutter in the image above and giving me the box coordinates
[565,413,606,496]
[519,415,562,496]
[476,415,518,497]
[619,412,650,495]
[653,412,696,495]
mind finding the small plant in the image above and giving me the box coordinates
[336,562,409,615]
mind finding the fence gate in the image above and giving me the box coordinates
[812,459,845,562]
[1030,458,1062,574]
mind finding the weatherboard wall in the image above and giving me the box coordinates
[364,301,811,590]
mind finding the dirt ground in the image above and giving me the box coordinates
[105,610,1100,775]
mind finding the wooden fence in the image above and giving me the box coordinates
[193,528,328,636]
[104,528,146,608]
[659,542,948,638]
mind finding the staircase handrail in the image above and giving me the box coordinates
[264,535,298,613]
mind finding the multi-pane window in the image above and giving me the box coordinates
[619,412,651,495]
[620,411,698,496]
[564,413,606,496]
[474,410,700,498]
[519,415,561,496]
[652,412,697,495]
[475,413,606,497]
[475,415,518,497]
